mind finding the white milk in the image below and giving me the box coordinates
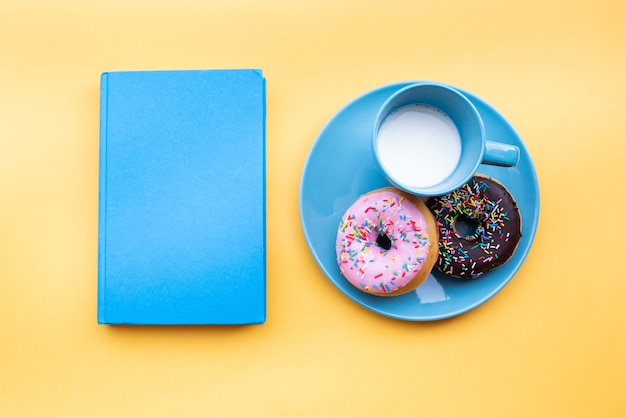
[376,104,462,189]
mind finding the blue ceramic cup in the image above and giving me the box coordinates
[372,82,519,197]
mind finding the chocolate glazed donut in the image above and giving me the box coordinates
[426,175,522,279]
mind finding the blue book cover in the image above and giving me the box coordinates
[98,70,266,325]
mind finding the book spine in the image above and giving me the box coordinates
[97,72,109,324]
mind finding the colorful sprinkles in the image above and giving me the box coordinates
[427,176,522,279]
[336,190,433,295]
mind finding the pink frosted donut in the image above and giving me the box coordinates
[335,188,439,296]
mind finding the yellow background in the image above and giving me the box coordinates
[1,0,625,416]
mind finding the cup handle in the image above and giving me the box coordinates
[483,141,520,167]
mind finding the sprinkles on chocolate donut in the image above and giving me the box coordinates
[426,175,522,279]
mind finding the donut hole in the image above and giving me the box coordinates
[453,214,480,240]
[376,233,392,251]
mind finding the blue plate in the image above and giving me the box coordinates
[299,82,540,321]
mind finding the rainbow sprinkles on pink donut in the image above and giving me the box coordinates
[335,189,435,296]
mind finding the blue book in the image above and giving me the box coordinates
[98,70,266,325]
